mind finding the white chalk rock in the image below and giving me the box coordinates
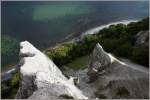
[87,43,111,77]
[16,41,87,99]
[87,43,149,99]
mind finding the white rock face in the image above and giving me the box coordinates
[16,41,87,99]
[135,30,149,47]
[87,43,111,80]
[87,43,149,99]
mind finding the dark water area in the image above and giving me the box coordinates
[1,1,149,69]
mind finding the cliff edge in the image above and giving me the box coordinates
[87,43,149,99]
[15,41,149,99]
[15,41,87,99]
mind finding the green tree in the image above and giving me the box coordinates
[114,42,132,57]
[131,47,149,67]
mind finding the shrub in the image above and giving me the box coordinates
[131,47,149,67]
[1,72,20,99]
[2,17,149,99]
[82,34,98,52]
[46,17,149,67]
[46,35,98,66]
[46,42,75,66]
[114,42,132,57]
[98,24,127,39]
[98,38,118,52]
[127,17,149,35]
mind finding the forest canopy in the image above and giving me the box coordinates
[1,17,149,99]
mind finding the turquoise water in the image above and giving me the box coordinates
[33,3,94,20]
[1,1,149,69]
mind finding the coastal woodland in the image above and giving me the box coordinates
[1,17,149,99]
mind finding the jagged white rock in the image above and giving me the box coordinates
[16,41,87,99]
[87,43,149,99]
[87,43,111,76]
[135,30,149,46]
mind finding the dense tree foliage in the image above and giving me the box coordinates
[127,17,149,35]
[1,17,149,99]
[96,17,149,66]
[46,17,149,67]
[131,47,149,66]
[46,35,98,66]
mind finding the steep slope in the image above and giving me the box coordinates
[87,43,149,99]
[15,41,149,99]
[15,41,87,99]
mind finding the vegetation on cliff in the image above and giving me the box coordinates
[1,17,149,99]
[46,17,149,67]
[46,35,97,66]
[1,72,19,98]
[97,17,149,66]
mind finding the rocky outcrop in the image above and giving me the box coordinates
[135,30,149,47]
[87,43,149,99]
[15,41,149,99]
[87,43,111,82]
[15,41,87,99]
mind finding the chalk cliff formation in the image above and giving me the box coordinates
[15,41,87,99]
[87,43,149,99]
[16,41,149,99]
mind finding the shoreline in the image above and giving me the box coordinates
[1,19,139,81]
[81,19,138,37]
